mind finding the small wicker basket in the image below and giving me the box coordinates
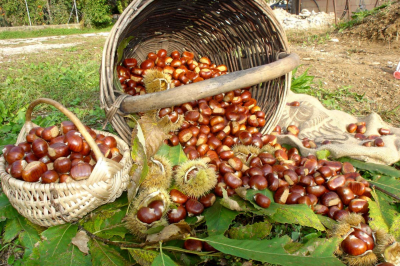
[100,0,299,145]
[0,98,134,227]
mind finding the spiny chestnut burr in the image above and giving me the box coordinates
[184,239,203,252]
[186,199,204,216]
[10,160,28,179]
[54,157,72,174]
[41,170,59,183]
[341,234,368,256]
[22,161,47,182]
[199,193,216,208]
[6,146,24,165]
[70,162,92,181]
[137,207,158,224]
[167,206,187,223]
[254,193,271,208]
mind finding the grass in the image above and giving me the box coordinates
[0,34,112,152]
[0,26,112,40]
[335,2,391,31]
[286,29,333,47]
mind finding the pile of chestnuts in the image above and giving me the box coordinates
[2,121,123,184]
[119,50,378,258]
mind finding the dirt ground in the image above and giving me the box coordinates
[288,29,400,126]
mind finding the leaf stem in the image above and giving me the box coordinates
[370,183,400,201]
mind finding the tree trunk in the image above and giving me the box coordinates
[47,0,52,23]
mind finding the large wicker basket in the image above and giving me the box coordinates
[0,98,134,227]
[100,0,299,144]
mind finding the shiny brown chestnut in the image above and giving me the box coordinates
[186,199,204,216]
[70,162,92,181]
[10,160,28,179]
[6,146,25,165]
[254,193,271,208]
[274,186,289,204]
[22,161,47,182]
[65,130,83,152]
[341,235,367,256]
[199,193,216,208]
[41,125,60,141]
[137,207,158,224]
[184,239,203,252]
[41,170,59,183]
[167,206,187,223]
[54,157,72,174]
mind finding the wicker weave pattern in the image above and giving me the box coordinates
[0,105,134,227]
[100,0,291,144]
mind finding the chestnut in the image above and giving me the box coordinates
[6,146,24,165]
[283,169,298,185]
[48,142,70,161]
[2,144,15,158]
[137,207,158,224]
[148,200,164,220]
[49,135,66,145]
[70,162,92,180]
[336,187,355,205]
[326,175,346,191]
[333,209,350,221]
[54,157,72,174]
[346,123,357,133]
[18,142,31,153]
[60,121,77,134]
[199,193,216,208]
[59,174,73,183]
[266,173,279,191]
[10,160,28,179]
[170,189,188,204]
[320,191,341,207]
[184,239,203,252]
[254,193,271,208]
[314,204,329,215]
[102,136,118,149]
[41,170,59,183]
[248,175,268,190]
[341,235,367,256]
[186,199,204,216]
[65,130,83,152]
[286,192,303,205]
[274,186,289,204]
[348,199,368,214]
[224,173,242,189]
[22,161,47,182]
[41,125,60,141]
[167,206,187,223]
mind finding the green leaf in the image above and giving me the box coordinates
[369,175,400,197]
[337,157,400,177]
[368,199,389,232]
[3,218,23,243]
[390,215,400,241]
[4,216,40,259]
[85,207,128,240]
[127,248,159,266]
[317,215,338,230]
[90,239,130,266]
[228,221,272,240]
[156,144,187,166]
[245,189,325,231]
[152,245,179,266]
[203,235,344,266]
[27,224,90,266]
[203,198,239,236]
[368,191,398,233]
[117,36,134,63]
[316,150,331,160]
[0,193,19,220]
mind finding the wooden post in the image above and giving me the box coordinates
[298,0,302,14]
[24,0,32,26]
[333,0,337,24]
[326,0,329,13]
[374,0,379,7]
[120,54,300,114]
[46,0,52,23]
[346,0,350,20]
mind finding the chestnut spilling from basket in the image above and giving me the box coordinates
[3,121,123,184]
[118,49,376,254]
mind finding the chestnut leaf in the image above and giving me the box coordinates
[202,235,344,266]
[227,221,272,240]
[203,198,239,236]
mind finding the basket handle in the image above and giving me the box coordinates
[26,98,104,161]
[120,53,300,114]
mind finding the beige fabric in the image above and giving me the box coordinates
[276,91,400,165]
